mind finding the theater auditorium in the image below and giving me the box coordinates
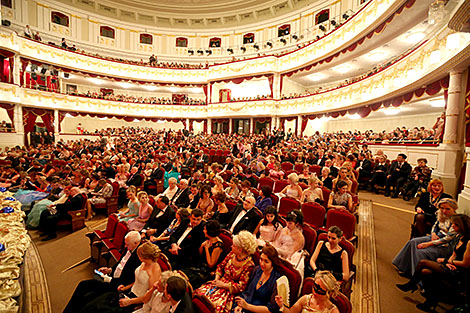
[0,0,470,312]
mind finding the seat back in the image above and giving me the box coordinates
[298,182,308,190]
[102,214,119,238]
[157,253,172,271]
[325,209,356,241]
[113,222,129,251]
[225,200,238,212]
[281,162,294,172]
[250,188,259,199]
[309,165,321,176]
[273,180,289,193]
[294,163,304,173]
[350,180,358,195]
[277,258,302,305]
[317,233,355,271]
[258,177,275,190]
[270,193,279,208]
[301,224,317,256]
[301,277,315,296]
[193,294,216,313]
[301,202,325,229]
[321,186,331,208]
[331,292,353,313]
[278,197,301,216]
[219,230,233,257]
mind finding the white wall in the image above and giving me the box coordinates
[303,112,439,136]
[61,115,184,133]
[282,77,307,96]
[211,78,271,102]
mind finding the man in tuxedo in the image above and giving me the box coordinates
[165,276,194,313]
[161,156,173,172]
[144,195,175,237]
[314,149,327,167]
[39,187,85,241]
[385,153,412,198]
[119,166,142,207]
[195,151,209,171]
[226,196,261,235]
[144,162,164,195]
[355,153,372,184]
[324,159,338,178]
[221,157,234,172]
[187,184,201,210]
[62,231,142,313]
[171,179,190,209]
[369,155,389,193]
[167,209,204,269]
[180,152,195,178]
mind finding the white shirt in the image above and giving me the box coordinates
[169,300,181,313]
[156,206,168,218]
[162,186,178,200]
[230,209,248,233]
[176,225,192,246]
[113,250,132,278]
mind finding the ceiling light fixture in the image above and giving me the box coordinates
[308,73,327,81]
[144,85,158,91]
[368,51,386,62]
[88,77,104,85]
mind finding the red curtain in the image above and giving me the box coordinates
[23,107,54,146]
[0,103,14,129]
[279,116,297,132]
[268,76,274,98]
[465,68,470,146]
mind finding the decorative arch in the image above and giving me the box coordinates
[176,37,188,47]
[100,26,115,39]
[315,9,330,24]
[51,11,69,27]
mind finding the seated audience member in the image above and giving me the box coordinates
[225,177,240,200]
[38,187,84,241]
[411,179,452,238]
[327,180,353,213]
[332,167,353,193]
[170,179,190,209]
[63,231,142,313]
[197,184,215,219]
[181,220,224,288]
[195,231,257,313]
[396,214,470,312]
[237,180,254,202]
[134,271,184,313]
[226,196,261,235]
[212,176,225,195]
[280,173,303,201]
[369,155,389,192]
[254,206,282,247]
[79,242,162,312]
[144,195,175,238]
[402,158,432,200]
[301,176,323,204]
[85,178,113,220]
[384,153,412,198]
[167,209,205,269]
[212,192,230,226]
[27,184,69,229]
[195,151,210,171]
[393,199,458,276]
[160,177,179,201]
[244,169,259,188]
[306,226,350,281]
[269,162,285,180]
[273,210,305,268]
[165,276,194,313]
[275,271,340,313]
[119,167,142,207]
[187,184,201,210]
[355,153,372,182]
[24,25,33,38]
[254,185,273,214]
[319,167,333,190]
[127,191,153,232]
[149,208,189,250]
[119,186,140,221]
[234,245,282,313]
[298,165,311,184]
[144,161,163,195]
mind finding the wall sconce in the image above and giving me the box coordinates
[206,49,212,55]
[266,41,273,48]
[292,35,298,40]
[330,20,337,26]
[319,25,326,32]
[342,13,349,20]
[227,48,234,54]
[253,44,259,50]
[240,46,246,53]
[188,49,194,55]
[280,38,287,45]
[197,49,204,55]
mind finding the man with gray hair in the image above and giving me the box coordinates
[226,196,260,234]
[63,231,142,313]
[171,179,190,209]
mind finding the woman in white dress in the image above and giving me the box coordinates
[280,173,303,202]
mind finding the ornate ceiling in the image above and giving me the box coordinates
[58,0,313,28]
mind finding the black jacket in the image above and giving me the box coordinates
[145,205,176,236]
[226,205,261,234]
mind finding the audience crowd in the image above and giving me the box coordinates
[76,90,206,105]
[0,123,466,312]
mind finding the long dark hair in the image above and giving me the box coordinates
[262,244,282,269]
[261,206,281,230]
[451,214,470,241]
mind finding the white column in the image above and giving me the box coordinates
[229,118,233,134]
[250,118,254,135]
[297,115,302,137]
[459,147,470,216]
[186,118,190,131]
[54,110,59,139]
[207,118,212,134]
[273,73,281,99]
[13,55,21,85]
[442,70,463,145]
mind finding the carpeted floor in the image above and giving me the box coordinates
[27,191,456,313]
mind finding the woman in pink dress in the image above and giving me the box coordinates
[127,191,152,231]
[195,231,257,313]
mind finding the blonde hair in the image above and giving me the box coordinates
[137,191,148,201]
[288,173,299,183]
[308,176,319,185]
[233,231,257,255]
[437,198,458,222]
[137,242,161,262]
[315,270,340,298]
[160,270,185,288]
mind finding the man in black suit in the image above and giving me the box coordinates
[167,209,204,269]
[314,149,327,167]
[144,161,164,195]
[119,166,142,207]
[62,231,142,313]
[355,153,372,185]
[195,151,209,171]
[165,276,194,313]
[385,153,412,198]
[39,187,85,241]
[144,195,175,237]
[171,179,190,209]
[180,152,195,178]
[221,157,234,172]
[226,196,261,235]
[187,184,201,210]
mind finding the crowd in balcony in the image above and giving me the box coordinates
[228,95,273,102]
[76,90,206,105]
